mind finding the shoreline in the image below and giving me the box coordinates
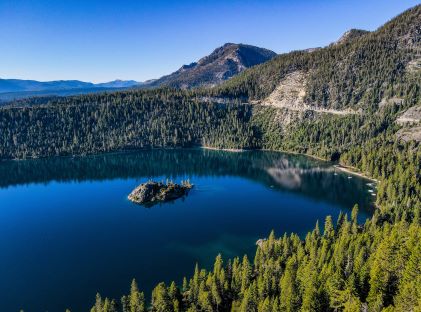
[2,146,248,162]
[258,148,329,162]
[200,146,246,153]
[1,146,380,185]
[2,145,381,210]
[334,164,379,182]
[279,150,327,162]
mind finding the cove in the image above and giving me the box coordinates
[0,149,375,311]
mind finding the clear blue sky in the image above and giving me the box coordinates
[0,0,419,83]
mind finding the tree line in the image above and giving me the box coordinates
[87,212,420,312]
[0,89,258,159]
[211,5,421,111]
[7,5,421,311]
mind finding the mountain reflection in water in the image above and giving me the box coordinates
[0,149,374,210]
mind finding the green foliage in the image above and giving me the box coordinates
[91,218,420,312]
[213,5,421,110]
[3,5,421,312]
[341,135,421,218]
[85,98,420,311]
[0,89,258,159]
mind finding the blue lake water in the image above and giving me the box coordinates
[0,149,375,311]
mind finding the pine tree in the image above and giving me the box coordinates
[127,279,145,312]
[280,257,300,312]
[152,282,172,312]
[324,216,335,239]
[394,243,421,311]
[240,255,252,296]
[351,204,359,233]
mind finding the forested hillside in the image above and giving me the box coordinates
[1,6,419,160]
[0,89,257,159]
[213,5,421,110]
[1,4,420,312]
[84,104,420,312]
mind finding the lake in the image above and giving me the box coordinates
[0,149,375,311]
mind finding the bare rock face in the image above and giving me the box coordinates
[396,126,421,143]
[407,57,421,73]
[332,29,370,46]
[128,180,193,206]
[395,105,421,142]
[254,70,360,128]
[260,71,308,110]
[396,105,421,125]
[145,43,276,89]
[378,97,404,109]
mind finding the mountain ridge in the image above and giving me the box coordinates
[144,43,277,89]
[213,4,421,111]
[0,78,141,102]
[0,4,419,312]
[332,29,370,46]
[0,78,141,93]
[0,43,276,101]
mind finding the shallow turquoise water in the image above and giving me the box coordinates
[0,149,375,311]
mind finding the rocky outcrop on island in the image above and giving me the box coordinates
[128,180,193,206]
[256,239,267,248]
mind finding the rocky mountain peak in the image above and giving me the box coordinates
[333,29,370,46]
[146,43,276,89]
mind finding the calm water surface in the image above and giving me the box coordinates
[0,149,375,311]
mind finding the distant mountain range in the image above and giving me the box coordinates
[0,43,276,102]
[1,28,384,103]
[0,27,389,103]
[0,79,140,93]
[0,79,141,102]
[0,29,380,103]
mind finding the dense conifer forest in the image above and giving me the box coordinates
[82,102,419,312]
[2,4,420,312]
[212,5,421,109]
[0,89,258,159]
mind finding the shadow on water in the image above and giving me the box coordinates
[0,149,375,311]
[0,149,374,212]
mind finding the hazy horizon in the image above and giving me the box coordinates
[1,0,419,83]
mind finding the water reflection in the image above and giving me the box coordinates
[0,149,374,211]
[0,149,375,312]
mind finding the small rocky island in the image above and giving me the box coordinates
[128,180,193,206]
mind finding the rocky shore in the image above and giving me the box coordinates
[128,180,193,206]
